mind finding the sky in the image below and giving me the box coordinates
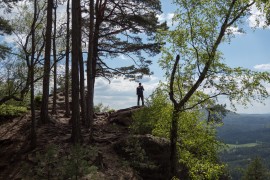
[1,0,270,114]
[94,0,270,114]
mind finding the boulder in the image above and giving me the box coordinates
[109,106,142,126]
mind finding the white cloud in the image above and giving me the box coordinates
[248,4,269,28]
[254,64,270,70]
[2,34,17,44]
[94,76,159,109]
[157,13,174,27]
[119,55,128,60]
[226,26,244,35]
[218,95,270,114]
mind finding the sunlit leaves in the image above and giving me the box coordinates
[132,86,226,178]
[157,0,270,110]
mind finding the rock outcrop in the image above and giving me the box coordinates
[114,134,170,180]
[0,91,172,180]
[108,106,142,126]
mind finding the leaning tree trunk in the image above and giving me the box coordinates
[71,0,82,143]
[40,0,53,124]
[64,0,71,117]
[52,2,57,115]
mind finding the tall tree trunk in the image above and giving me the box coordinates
[86,0,94,138]
[91,0,107,83]
[30,0,38,149]
[52,2,57,115]
[78,7,86,126]
[7,68,10,95]
[92,0,101,80]
[20,68,31,99]
[170,108,180,178]
[169,55,181,178]
[40,0,53,123]
[64,0,71,117]
[71,0,82,143]
[90,0,106,82]
[79,55,86,125]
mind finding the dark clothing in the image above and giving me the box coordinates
[137,86,144,96]
[137,85,144,106]
[137,95,144,106]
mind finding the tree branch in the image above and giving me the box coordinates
[183,92,229,111]
[169,55,180,106]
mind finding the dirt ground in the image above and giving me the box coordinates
[0,93,142,179]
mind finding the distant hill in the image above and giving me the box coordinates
[217,113,270,144]
[217,113,270,179]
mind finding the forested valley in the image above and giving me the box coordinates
[218,113,270,179]
[1,0,270,179]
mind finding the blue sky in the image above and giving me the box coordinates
[220,30,270,113]
[94,0,270,114]
[1,0,270,114]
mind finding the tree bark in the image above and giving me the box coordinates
[78,5,86,126]
[92,0,102,79]
[40,0,53,124]
[64,0,71,117]
[0,95,23,105]
[52,2,57,115]
[30,0,38,149]
[90,0,107,81]
[170,107,180,178]
[86,0,94,135]
[169,55,180,178]
[71,0,82,143]
[79,55,86,125]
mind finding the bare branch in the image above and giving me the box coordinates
[169,55,180,106]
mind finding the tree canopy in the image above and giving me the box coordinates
[82,0,167,80]
[156,0,270,177]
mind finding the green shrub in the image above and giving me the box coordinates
[63,144,98,180]
[34,95,42,108]
[0,104,27,120]
[22,144,60,179]
[131,106,156,135]
[131,88,172,135]
[22,144,98,180]
[94,103,114,113]
[131,87,226,179]
[34,95,42,104]
[121,138,156,170]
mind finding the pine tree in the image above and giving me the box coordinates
[242,157,269,180]
[71,0,82,143]
[40,0,54,124]
[64,0,71,118]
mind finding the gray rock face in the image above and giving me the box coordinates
[114,134,170,180]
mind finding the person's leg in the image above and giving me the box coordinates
[142,95,144,106]
[137,95,140,106]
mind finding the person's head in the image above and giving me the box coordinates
[139,83,141,86]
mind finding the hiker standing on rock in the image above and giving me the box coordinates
[136,82,144,106]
